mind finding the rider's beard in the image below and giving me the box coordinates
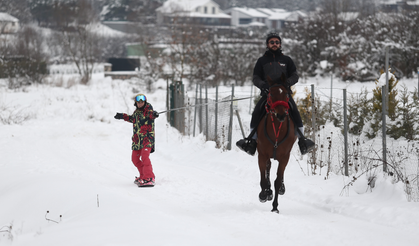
[268,46,281,54]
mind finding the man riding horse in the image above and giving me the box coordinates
[236,32,315,156]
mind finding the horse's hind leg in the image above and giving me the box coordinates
[258,157,272,203]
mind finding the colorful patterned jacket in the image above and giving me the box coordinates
[122,103,157,152]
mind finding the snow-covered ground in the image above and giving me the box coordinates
[1,74,418,246]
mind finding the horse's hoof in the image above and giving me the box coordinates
[259,189,272,202]
[271,208,279,213]
[279,183,286,195]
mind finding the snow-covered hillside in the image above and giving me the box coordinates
[1,74,418,246]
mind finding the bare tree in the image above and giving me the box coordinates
[54,0,101,84]
[57,26,101,84]
[0,25,48,88]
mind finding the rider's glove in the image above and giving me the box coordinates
[261,83,269,97]
[114,113,123,120]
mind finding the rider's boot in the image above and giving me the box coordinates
[298,138,315,155]
[236,129,257,156]
[297,127,315,155]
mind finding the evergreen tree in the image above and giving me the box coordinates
[364,69,399,139]
[388,85,419,140]
[347,89,372,135]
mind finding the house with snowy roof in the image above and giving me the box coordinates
[224,7,268,27]
[379,0,419,12]
[0,13,20,34]
[225,7,305,30]
[156,0,231,26]
[258,8,304,30]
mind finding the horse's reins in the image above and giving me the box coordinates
[264,85,290,160]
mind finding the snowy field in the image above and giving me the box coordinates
[1,74,419,246]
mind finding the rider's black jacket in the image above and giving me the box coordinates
[252,49,299,91]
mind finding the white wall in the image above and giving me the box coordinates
[0,21,19,34]
[195,1,220,15]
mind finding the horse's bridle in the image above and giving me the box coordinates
[265,84,290,116]
[263,84,291,159]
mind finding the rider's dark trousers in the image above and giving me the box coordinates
[250,94,303,134]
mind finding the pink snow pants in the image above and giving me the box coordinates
[131,148,155,180]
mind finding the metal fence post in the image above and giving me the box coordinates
[227,84,235,150]
[205,84,208,140]
[382,85,387,172]
[330,74,333,119]
[166,77,170,124]
[180,83,185,134]
[215,85,219,142]
[343,89,348,176]
[311,84,316,145]
[385,46,389,112]
[199,84,202,134]
[193,84,198,137]
[249,85,254,114]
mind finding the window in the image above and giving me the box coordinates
[239,18,251,25]
[212,7,215,14]
[204,7,207,13]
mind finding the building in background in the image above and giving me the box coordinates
[0,13,19,34]
[225,7,305,30]
[224,7,268,27]
[156,0,231,26]
[379,0,419,12]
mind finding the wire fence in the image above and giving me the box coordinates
[165,80,419,202]
[301,83,419,202]
[166,82,255,151]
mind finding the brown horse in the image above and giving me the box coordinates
[256,82,297,213]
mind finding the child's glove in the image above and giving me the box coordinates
[114,113,123,119]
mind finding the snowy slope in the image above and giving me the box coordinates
[1,74,418,246]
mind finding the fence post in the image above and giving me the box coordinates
[330,74,333,119]
[205,84,209,141]
[193,84,198,137]
[385,46,389,113]
[215,85,219,143]
[227,84,235,150]
[199,84,202,134]
[382,85,387,172]
[249,85,254,114]
[180,83,185,134]
[166,77,170,124]
[343,89,348,176]
[311,84,316,146]
[236,110,246,138]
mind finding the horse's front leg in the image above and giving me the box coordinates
[271,161,287,213]
[258,155,272,203]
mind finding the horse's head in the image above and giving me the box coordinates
[266,76,290,122]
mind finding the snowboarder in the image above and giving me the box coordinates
[236,32,315,156]
[114,94,159,187]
